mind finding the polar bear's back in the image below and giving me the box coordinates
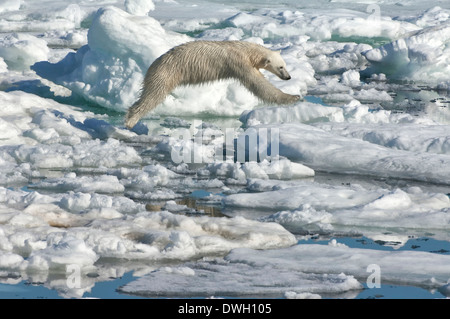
[150,40,269,85]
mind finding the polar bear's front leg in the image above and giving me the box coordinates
[240,69,300,105]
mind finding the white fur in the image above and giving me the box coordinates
[125,40,300,128]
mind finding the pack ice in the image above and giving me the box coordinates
[0,0,449,299]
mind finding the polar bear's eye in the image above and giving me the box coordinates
[279,66,284,70]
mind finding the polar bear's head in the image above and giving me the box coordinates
[262,51,292,80]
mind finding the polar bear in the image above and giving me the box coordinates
[125,40,300,128]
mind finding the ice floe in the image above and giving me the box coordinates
[0,0,449,299]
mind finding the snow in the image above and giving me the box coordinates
[0,0,449,299]
[0,185,296,267]
[0,33,49,71]
[119,258,362,298]
[124,0,155,16]
[363,21,450,87]
[225,243,450,287]
[315,122,450,154]
[120,239,450,297]
[27,236,98,272]
[226,8,419,41]
[31,6,189,112]
[233,121,450,185]
[225,180,450,241]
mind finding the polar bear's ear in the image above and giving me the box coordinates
[263,58,271,67]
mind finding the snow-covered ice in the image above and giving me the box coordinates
[363,21,450,87]
[235,122,450,185]
[0,0,449,299]
[120,241,450,298]
[119,257,363,298]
